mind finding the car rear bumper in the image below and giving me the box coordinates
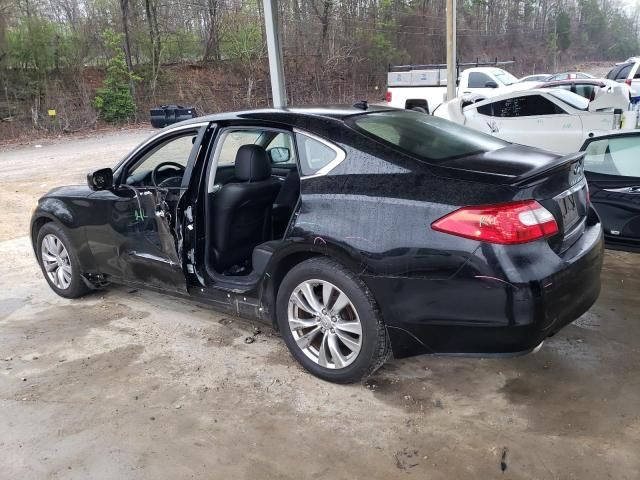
[364,211,604,359]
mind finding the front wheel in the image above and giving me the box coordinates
[276,257,390,383]
[36,223,90,299]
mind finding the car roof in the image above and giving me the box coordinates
[167,104,396,129]
[540,79,605,86]
[520,74,551,80]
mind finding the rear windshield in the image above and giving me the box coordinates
[350,110,508,162]
[547,89,589,110]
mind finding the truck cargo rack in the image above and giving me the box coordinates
[387,58,515,87]
[389,58,515,72]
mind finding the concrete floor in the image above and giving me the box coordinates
[1,131,639,479]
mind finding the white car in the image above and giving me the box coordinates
[518,74,552,83]
[433,89,617,154]
[547,72,595,81]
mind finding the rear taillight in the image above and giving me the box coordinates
[385,91,392,103]
[625,79,632,86]
[432,200,559,244]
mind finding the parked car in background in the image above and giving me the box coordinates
[30,106,603,383]
[433,88,615,154]
[386,60,518,113]
[582,131,640,251]
[548,72,595,81]
[518,74,552,83]
[606,61,640,96]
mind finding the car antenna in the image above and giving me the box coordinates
[352,100,368,110]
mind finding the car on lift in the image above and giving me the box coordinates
[537,78,632,101]
[31,106,603,383]
[433,88,623,154]
[582,131,640,251]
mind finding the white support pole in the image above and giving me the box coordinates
[263,0,287,108]
[446,0,457,101]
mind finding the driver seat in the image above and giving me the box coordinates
[211,144,281,272]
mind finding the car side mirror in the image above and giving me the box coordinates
[268,147,291,164]
[485,81,499,89]
[87,168,114,191]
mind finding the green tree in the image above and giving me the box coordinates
[556,12,572,52]
[580,0,606,41]
[93,29,140,123]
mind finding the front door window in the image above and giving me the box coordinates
[584,136,640,178]
[126,132,199,188]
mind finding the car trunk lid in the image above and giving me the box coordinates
[511,151,589,252]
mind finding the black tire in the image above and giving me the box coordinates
[36,222,91,299]
[276,257,390,383]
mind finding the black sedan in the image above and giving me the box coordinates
[31,106,604,383]
[582,131,640,251]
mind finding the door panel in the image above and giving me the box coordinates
[494,115,582,153]
[467,95,583,153]
[583,134,640,247]
[587,172,640,242]
[87,187,187,290]
[88,124,208,291]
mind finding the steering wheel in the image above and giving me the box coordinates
[152,161,186,188]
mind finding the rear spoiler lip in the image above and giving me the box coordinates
[510,151,585,187]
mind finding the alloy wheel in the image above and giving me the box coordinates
[287,279,363,369]
[41,234,72,290]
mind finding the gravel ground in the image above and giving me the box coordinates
[1,130,639,479]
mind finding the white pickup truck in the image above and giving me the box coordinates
[386,62,519,114]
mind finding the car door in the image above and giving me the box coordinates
[88,123,208,291]
[476,94,582,153]
[463,71,497,96]
[582,133,640,248]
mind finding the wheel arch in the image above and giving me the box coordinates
[30,213,60,252]
[404,99,429,113]
[31,205,97,275]
[262,241,368,330]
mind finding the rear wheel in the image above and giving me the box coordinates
[276,257,390,383]
[36,223,90,299]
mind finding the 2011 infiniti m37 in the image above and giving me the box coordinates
[31,106,604,383]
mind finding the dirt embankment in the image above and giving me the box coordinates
[1,60,619,143]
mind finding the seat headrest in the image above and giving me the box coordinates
[234,145,271,181]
